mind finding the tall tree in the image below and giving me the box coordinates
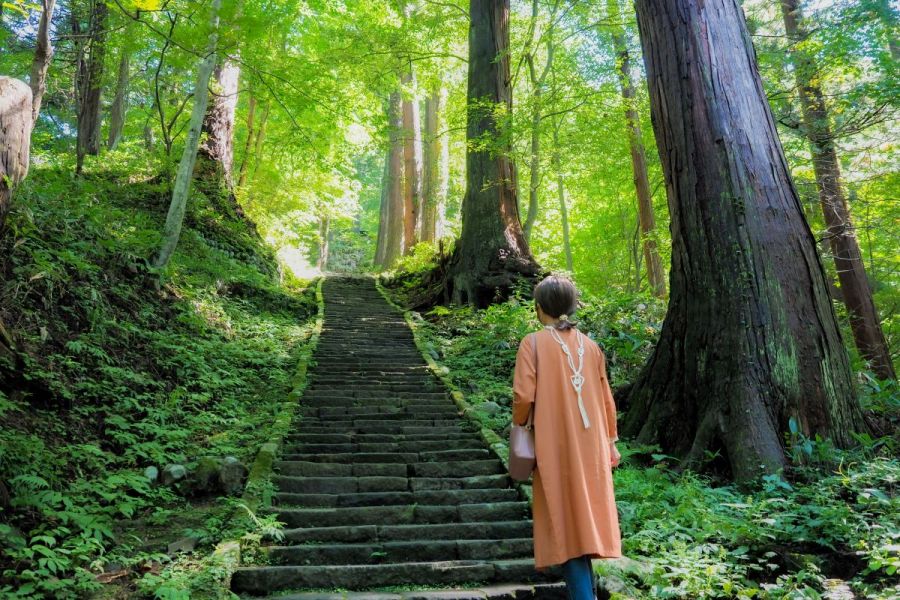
[0,77,32,231]
[75,0,108,174]
[550,116,573,272]
[29,0,56,126]
[606,0,666,298]
[522,0,559,243]
[400,65,423,253]
[197,60,240,188]
[421,85,448,243]
[446,0,540,306]
[154,0,222,269]
[236,93,257,188]
[106,49,129,150]
[779,0,895,380]
[621,0,867,481]
[377,91,405,268]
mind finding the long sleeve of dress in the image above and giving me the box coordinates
[598,348,619,443]
[512,333,537,426]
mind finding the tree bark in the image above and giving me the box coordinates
[0,77,32,231]
[374,146,392,267]
[421,86,448,243]
[780,0,895,380]
[400,65,423,253]
[550,118,573,272]
[29,0,56,126]
[236,93,256,188]
[607,0,666,298]
[623,0,866,481]
[447,0,540,307]
[197,59,240,188]
[75,0,108,174]
[317,214,330,271]
[382,91,405,268]
[154,0,222,269]
[107,49,129,150]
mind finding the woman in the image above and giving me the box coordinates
[512,275,622,600]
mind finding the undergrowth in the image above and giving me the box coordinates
[0,151,316,599]
[382,266,900,600]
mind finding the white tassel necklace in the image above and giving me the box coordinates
[546,326,591,428]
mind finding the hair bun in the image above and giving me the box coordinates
[560,313,569,321]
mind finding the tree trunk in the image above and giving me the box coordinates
[401,65,423,253]
[197,59,240,188]
[0,77,32,231]
[317,214,330,271]
[154,0,221,269]
[551,118,573,272]
[607,0,666,298]
[447,0,540,307]
[75,0,108,174]
[780,0,895,380]
[29,0,56,126]
[251,101,270,178]
[383,91,405,268]
[236,93,256,188]
[374,147,392,267]
[107,49,129,150]
[623,0,866,481]
[421,86,448,243]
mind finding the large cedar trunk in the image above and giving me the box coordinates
[382,91,405,268]
[400,66,423,253]
[75,0,108,174]
[197,60,240,188]
[374,148,392,267]
[780,0,895,380]
[447,0,540,306]
[607,0,666,298]
[29,0,56,125]
[623,0,866,481]
[0,77,32,231]
[421,86,448,243]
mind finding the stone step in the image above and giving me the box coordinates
[281,449,492,464]
[284,439,488,454]
[265,537,534,565]
[274,473,511,494]
[303,390,447,399]
[275,459,504,480]
[269,501,529,528]
[274,487,521,508]
[297,409,460,420]
[231,559,554,595]
[241,582,569,600]
[291,426,473,437]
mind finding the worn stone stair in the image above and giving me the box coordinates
[232,276,562,599]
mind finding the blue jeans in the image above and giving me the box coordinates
[561,554,596,600]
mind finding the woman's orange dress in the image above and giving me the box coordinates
[512,328,622,569]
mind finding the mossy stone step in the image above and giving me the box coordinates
[273,488,520,509]
[274,474,511,495]
[292,426,472,437]
[265,537,533,565]
[244,583,568,600]
[231,559,555,595]
[284,432,483,444]
[275,461,408,478]
[299,406,459,418]
[281,449,491,464]
[269,501,529,528]
[284,439,488,454]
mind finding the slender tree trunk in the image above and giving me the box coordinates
[447,0,540,307]
[317,214,330,271]
[374,147,392,267]
[197,59,240,188]
[384,91,405,268]
[624,0,866,481]
[29,0,56,126]
[421,86,448,242]
[550,118,573,271]
[251,101,270,178]
[236,94,256,188]
[400,65,423,253]
[0,77,32,231]
[75,0,108,174]
[780,0,895,380]
[107,49,129,150]
[607,0,666,298]
[154,0,222,269]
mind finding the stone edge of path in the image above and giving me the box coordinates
[215,276,326,593]
[373,277,533,505]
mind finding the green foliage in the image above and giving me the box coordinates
[0,158,317,597]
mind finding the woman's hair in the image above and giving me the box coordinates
[534,275,579,330]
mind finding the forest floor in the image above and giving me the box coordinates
[0,154,318,599]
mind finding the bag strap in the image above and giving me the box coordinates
[526,332,537,428]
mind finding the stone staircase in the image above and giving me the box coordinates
[231,277,562,599]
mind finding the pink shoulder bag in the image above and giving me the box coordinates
[509,333,537,481]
